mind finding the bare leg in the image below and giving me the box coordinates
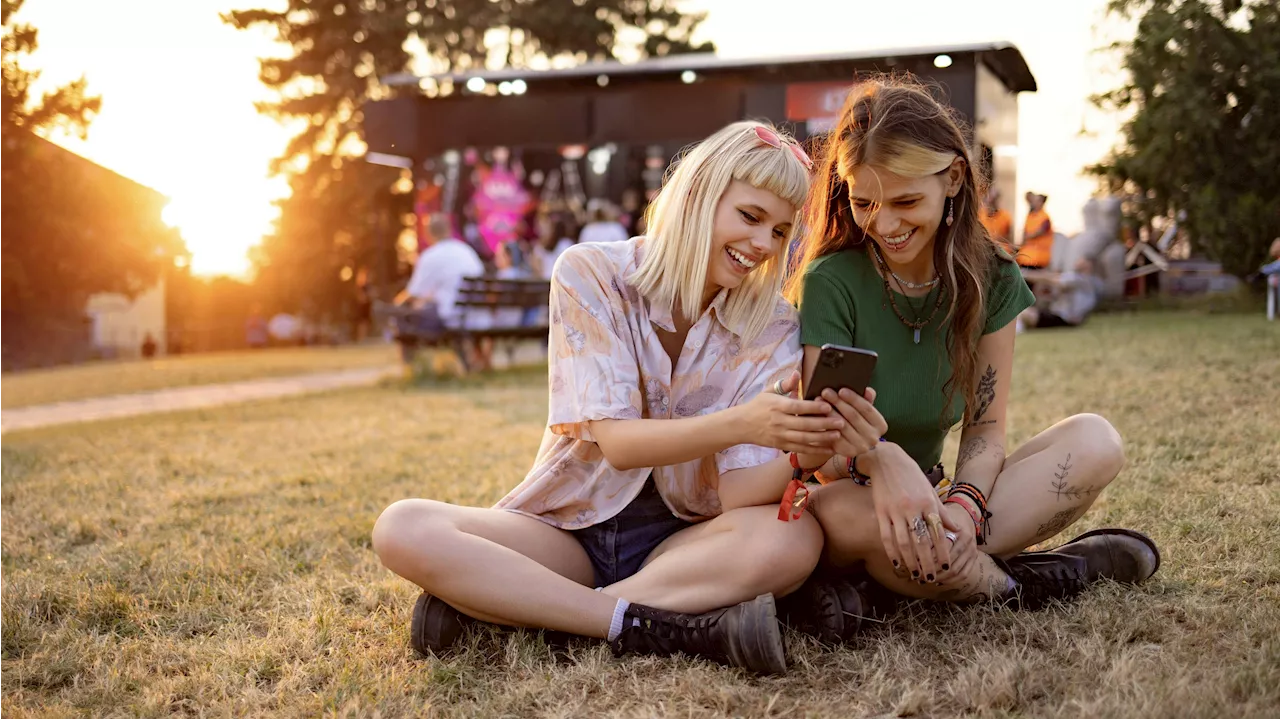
[604,506,824,613]
[808,413,1125,603]
[809,482,1011,602]
[981,413,1126,556]
[373,501,825,638]
[372,500,616,638]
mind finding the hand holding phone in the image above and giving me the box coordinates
[804,344,878,401]
[804,344,888,467]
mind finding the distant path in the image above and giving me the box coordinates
[1,366,398,434]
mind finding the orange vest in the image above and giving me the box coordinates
[1018,209,1053,267]
[982,208,1014,253]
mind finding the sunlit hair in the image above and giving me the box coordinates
[631,120,811,342]
[785,76,998,425]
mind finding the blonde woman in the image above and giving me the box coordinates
[372,121,884,675]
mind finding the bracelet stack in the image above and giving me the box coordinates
[945,481,993,545]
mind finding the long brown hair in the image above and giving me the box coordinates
[785,76,998,425]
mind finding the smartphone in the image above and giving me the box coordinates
[804,344,878,402]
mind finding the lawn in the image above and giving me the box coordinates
[2,312,1278,717]
[0,344,399,410]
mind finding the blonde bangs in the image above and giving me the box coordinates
[860,138,954,179]
[630,120,812,343]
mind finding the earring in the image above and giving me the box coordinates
[945,197,954,227]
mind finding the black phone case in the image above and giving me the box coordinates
[804,345,878,401]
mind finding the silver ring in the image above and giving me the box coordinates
[912,516,929,541]
[945,531,958,543]
[773,379,786,395]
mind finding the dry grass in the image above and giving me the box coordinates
[2,312,1278,718]
[0,344,399,410]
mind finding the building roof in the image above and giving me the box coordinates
[382,41,1036,94]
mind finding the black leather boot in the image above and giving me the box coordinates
[609,593,787,675]
[409,592,474,657]
[998,528,1161,609]
[778,572,876,644]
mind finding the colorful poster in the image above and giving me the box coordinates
[472,165,531,253]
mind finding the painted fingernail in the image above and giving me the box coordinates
[926,574,934,581]
[912,570,920,578]
[942,564,950,571]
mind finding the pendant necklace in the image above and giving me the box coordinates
[870,243,945,344]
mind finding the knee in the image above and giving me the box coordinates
[812,489,880,559]
[1068,413,1126,477]
[739,511,824,591]
[371,498,449,572]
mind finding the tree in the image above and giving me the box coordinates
[3,0,183,368]
[225,0,712,321]
[1090,0,1280,278]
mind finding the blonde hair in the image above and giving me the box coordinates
[630,121,812,342]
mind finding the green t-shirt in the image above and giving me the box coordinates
[798,246,1035,470]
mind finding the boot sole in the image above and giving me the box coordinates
[725,594,787,675]
[1064,528,1162,580]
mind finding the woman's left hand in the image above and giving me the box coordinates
[820,387,889,459]
[934,502,979,587]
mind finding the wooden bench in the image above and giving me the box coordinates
[379,276,551,370]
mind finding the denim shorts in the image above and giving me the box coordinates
[572,478,691,588]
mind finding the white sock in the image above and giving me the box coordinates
[606,598,631,641]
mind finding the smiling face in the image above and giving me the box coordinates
[845,161,961,269]
[705,179,796,296]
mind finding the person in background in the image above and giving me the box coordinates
[245,307,268,349]
[141,333,158,359]
[1020,257,1103,329]
[980,188,1014,255]
[1018,192,1054,269]
[530,215,578,280]
[578,202,631,244]
[395,214,485,342]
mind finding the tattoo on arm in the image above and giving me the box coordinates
[956,438,1006,473]
[972,365,997,423]
[1048,453,1099,501]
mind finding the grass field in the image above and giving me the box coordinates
[0,344,399,410]
[2,313,1278,717]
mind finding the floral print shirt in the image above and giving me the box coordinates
[495,237,802,529]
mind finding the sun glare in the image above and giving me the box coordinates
[161,174,288,278]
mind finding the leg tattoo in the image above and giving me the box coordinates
[1048,453,1098,501]
[1036,507,1080,539]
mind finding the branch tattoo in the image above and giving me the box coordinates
[1048,453,1097,501]
[969,365,997,427]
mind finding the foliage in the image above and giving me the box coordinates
[225,0,713,320]
[1090,0,1280,278]
[2,0,182,369]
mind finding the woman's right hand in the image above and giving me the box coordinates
[867,443,950,583]
[738,371,844,454]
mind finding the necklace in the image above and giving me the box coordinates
[870,244,946,344]
[871,242,940,289]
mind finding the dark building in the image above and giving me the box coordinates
[364,42,1035,222]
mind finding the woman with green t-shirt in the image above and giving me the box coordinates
[779,78,1161,642]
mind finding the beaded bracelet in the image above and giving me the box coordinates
[846,438,885,486]
[946,481,993,544]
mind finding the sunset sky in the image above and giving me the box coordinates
[16,0,1124,277]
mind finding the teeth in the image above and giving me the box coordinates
[886,229,913,245]
[727,247,757,268]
